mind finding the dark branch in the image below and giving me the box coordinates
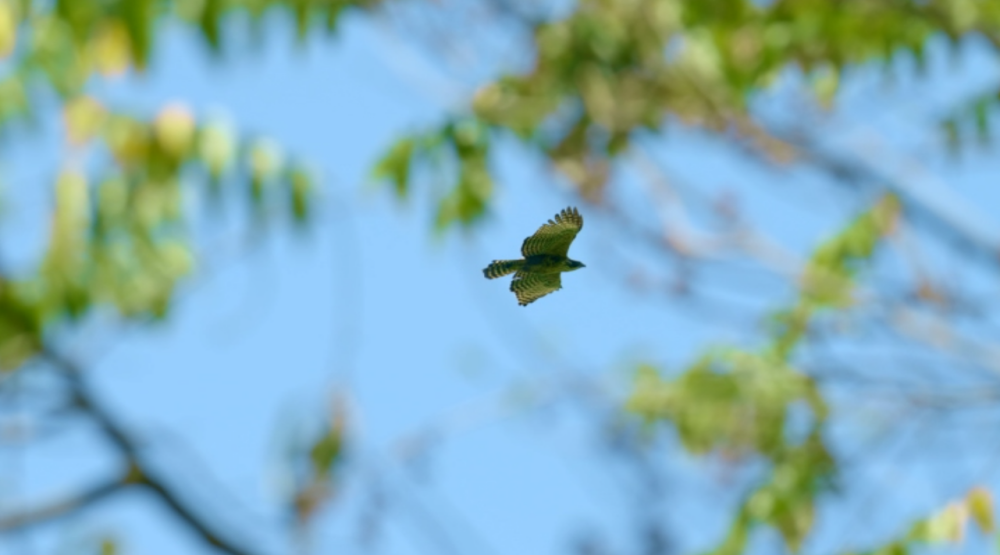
[40,347,266,555]
[768,129,1000,272]
[0,474,126,532]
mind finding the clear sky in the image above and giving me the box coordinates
[2,8,1000,555]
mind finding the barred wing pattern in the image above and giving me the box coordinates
[511,272,562,306]
[520,207,584,257]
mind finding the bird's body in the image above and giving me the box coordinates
[483,207,585,306]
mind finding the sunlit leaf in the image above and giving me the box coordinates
[0,0,17,59]
[0,76,28,125]
[154,102,196,159]
[197,121,236,179]
[91,20,133,77]
[967,487,994,534]
[105,115,150,166]
[925,501,967,544]
[54,169,90,239]
[372,136,415,199]
[248,138,284,206]
[157,240,194,278]
[64,95,106,145]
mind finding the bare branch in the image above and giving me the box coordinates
[41,347,268,555]
[0,474,126,532]
[768,128,1000,272]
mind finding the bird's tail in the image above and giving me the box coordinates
[483,259,523,279]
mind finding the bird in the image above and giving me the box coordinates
[483,206,585,306]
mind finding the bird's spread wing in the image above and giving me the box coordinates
[510,272,562,306]
[521,207,583,257]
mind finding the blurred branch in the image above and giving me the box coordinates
[39,347,266,555]
[0,474,127,532]
[767,127,1000,272]
[670,60,1000,272]
[621,139,1000,380]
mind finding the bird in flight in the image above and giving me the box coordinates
[483,206,585,306]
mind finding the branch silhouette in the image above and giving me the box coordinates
[9,347,269,555]
[0,474,126,531]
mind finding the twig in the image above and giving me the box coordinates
[37,347,266,555]
[770,128,1000,272]
[0,475,127,532]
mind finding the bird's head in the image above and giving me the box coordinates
[566,260,586,272]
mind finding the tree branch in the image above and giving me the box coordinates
[767,128,1000,272]
[0,474,126,532]
[40,347,267,555]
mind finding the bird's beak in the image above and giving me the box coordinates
[580,263,586,268]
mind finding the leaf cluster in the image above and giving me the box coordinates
[374,117,494,231]
[627,197,899,553]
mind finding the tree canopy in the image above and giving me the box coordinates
[1,0,1000,554]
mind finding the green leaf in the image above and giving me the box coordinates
[968,487,994,533]
[293,0,310,42]
[153,103,196,160]
[309,428,343,475]
[372,136,415,199]
[974,97,991,145]
[197,121,236,179]
[924,502,966,543]
[287,164,314,225]
[0,75,29,126]
[248,138,284,208]
[0,1,18,59]
[707,512,750,555]
[0,283,42,372]
[157,241,194,279]
[198,0,223,52]
[55,0,98,43]
[120,0,154,70]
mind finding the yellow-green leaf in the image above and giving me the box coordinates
[64,95,106,145]
[197,121,236,179]
[0,1,17,59]
[154,102,196,159]
[967,487,994,534]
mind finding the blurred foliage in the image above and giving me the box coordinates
[367,1,1000,553]
[378,0,1000,223]
[768,194,900,360]
[630,352,826,459]
[0,0,358,368]
[942,88,1000,154]
[374,117,494,231]
[629,196,898,552]
[1,98,317,369]
[1,0,998,553]
[100,536,118,555]
[853,487,996,554]
[289,394,349,526]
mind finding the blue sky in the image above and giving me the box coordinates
[2,7,1000,555]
